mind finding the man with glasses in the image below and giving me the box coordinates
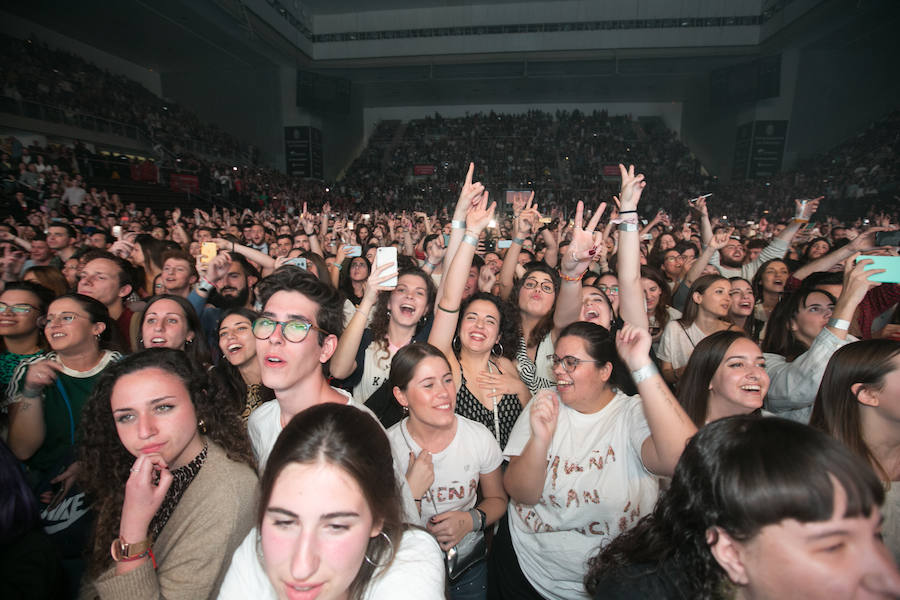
[246,267,354,470]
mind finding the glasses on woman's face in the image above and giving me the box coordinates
[598,284,619,296]
[38,312,86,328]
[523,278,554,294]
[547,354,601,373]
[252,317,324,343]
[0,302,37,315]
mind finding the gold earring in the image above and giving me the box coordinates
[198,419,207,433]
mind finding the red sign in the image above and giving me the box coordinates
[130,162,158,183]
[414,165,436,176]
[602,165,619,177]
[169,173,199,193]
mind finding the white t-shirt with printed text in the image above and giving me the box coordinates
[504,390,658,600]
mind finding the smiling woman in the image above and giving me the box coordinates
[78,348,257,600]
[211,307,275,423]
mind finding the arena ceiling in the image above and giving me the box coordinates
[5,0,882,107]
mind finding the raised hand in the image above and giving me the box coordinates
[465,191,496,234]
[615,323,653,371]
[515,192,539,238]
[561,200,607,277]
[618,164,647,211]
[709,227,735,250]
[794,196,823,221]
[477,265,496,293]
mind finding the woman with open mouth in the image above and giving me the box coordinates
[5,293,122,494]
[427,193,527,450]
[762,257,882,423]
[728,277,765,342]
[387,342,507,600]
[330,262,436,423]
[658,274,737,386]
[751,259,790,323]
[676,330,771,426]
[137,294,210,368]
[78,348,257,600]
[212,307,275,424]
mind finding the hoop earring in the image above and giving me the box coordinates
[197,419,207,434]
[452,335,461,353]
[364,531,394,568]
[492,341,504,357]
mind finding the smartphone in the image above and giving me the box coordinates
[47,482,66,510]
[539,217,552,224]
[497,239,512,249]
[348,221,355,230]
[362,213,371,221]
[376,246,398,287]
[200,242,217,265]
[442,233,450,246]
[857,255,900,283]
[876,231,900,247]
[285,257,307,270]
[345,245,362,258]
[112,225,122,240]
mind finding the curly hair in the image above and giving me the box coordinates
[454,292,520,361]
[508,262,560,348]
[368,268,436,369]
[584,416,884,598]
[79,348,255,576]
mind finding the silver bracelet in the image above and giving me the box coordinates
[452,220,466,230]
[462,234,478,247]
[630,362,659,384]
[827,317,850,331]
[618,223,639,233]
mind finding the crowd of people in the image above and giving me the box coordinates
[1,142,900,599]
[3,29,900,600]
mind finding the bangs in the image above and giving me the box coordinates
[712,419,883,538]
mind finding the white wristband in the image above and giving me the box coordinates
[630,362,659,384]
[452,220,466,230]
[827,318,850,331]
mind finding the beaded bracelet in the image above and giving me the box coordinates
[559,270,586,282]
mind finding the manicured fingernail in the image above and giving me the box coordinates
[588,249,596,255]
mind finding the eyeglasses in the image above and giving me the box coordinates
[664,255,684,263]
[547,354,602,373]
[523,279,554,294]
[38,312,87,327]
[252,317,326,343]
[0,302,37,315]
[598,284,619,295]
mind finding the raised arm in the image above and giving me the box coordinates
[616,164,649,329]
[792,226,884,282]
[300,203,323,257]
[330,263,396,380]
[498,193,537,301]
[684,227,733,289]
[553,200,607,335]
[616,324,697,477]
[428,192,495,379]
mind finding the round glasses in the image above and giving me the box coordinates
[547,354,602,373]
[252,317,325,343]
[523,279,555,294]
[598,284,619,295]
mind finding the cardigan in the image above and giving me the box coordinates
[80,441,258,600]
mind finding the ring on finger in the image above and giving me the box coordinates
[130,467,140,473]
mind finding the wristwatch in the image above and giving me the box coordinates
[110,536,151,562]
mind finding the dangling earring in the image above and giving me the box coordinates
[197,419,207,433]
[364,531,394,568]
[452,335,461,353]
[492,341,504,357]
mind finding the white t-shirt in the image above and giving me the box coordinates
[656,320,705,372]
[217,527,446,600]
[504,390,658,600]
[248,387,375,472]
[353,342,394,404]
[387,416,503,526]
